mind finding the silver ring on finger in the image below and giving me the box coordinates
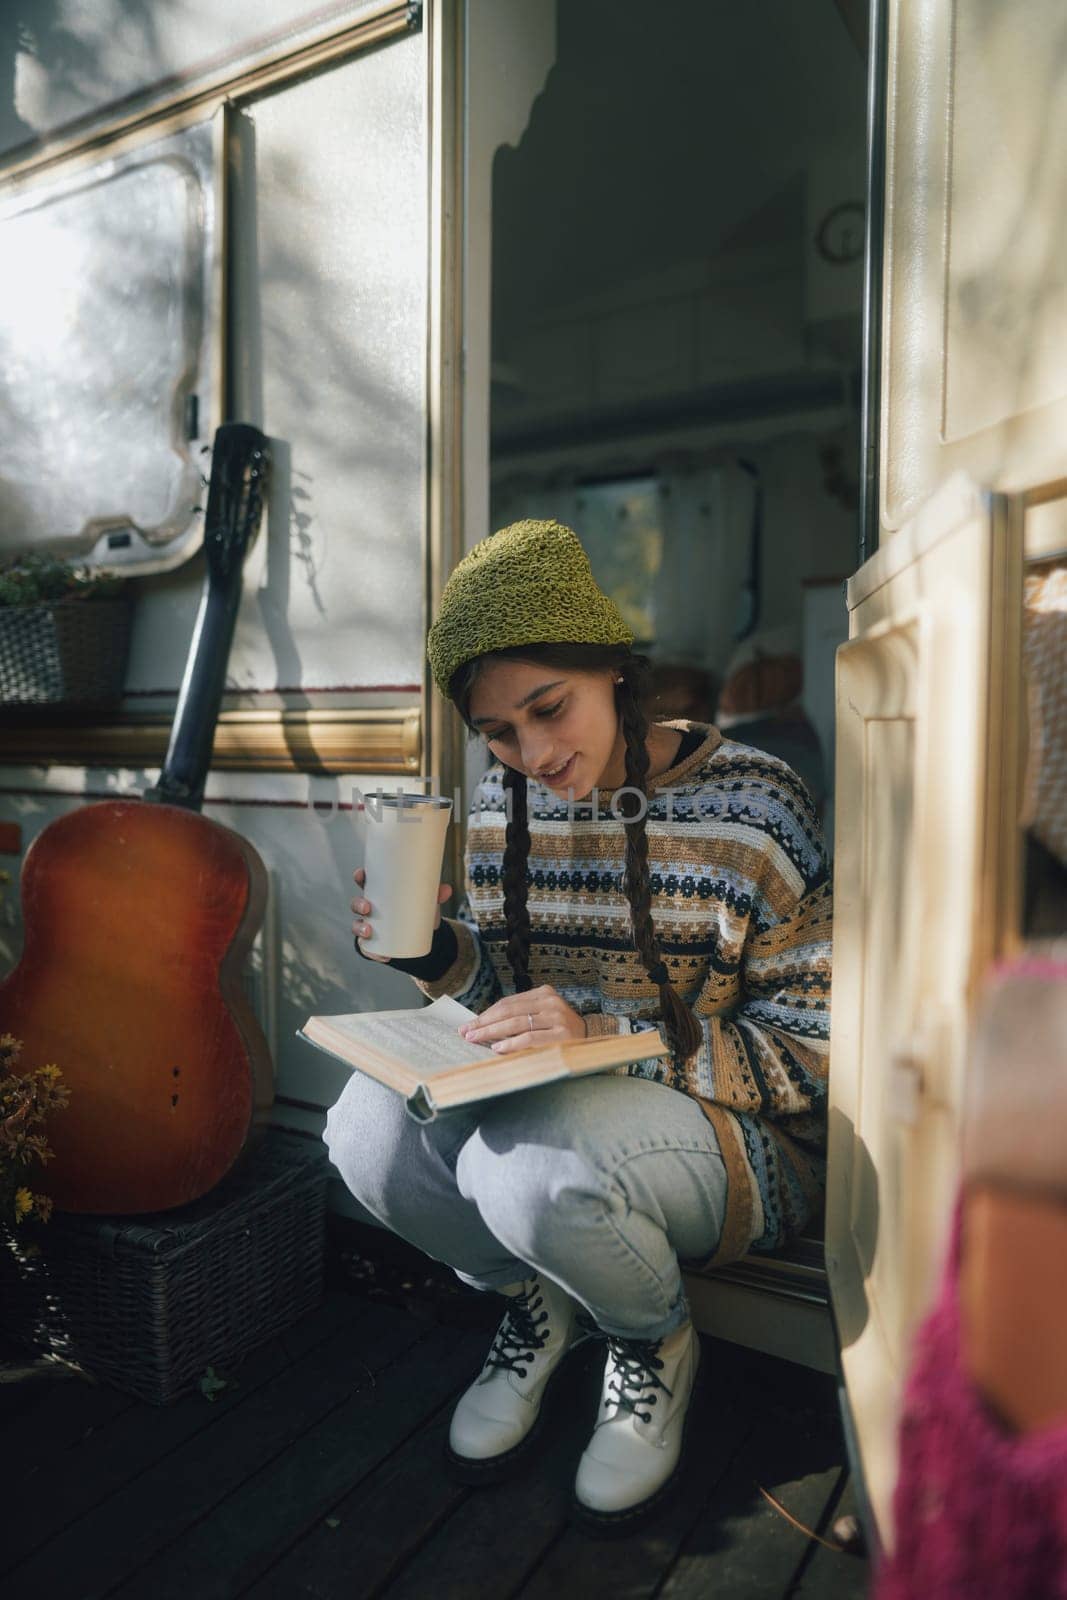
[527,1012,535,1033]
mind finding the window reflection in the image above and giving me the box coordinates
[573,477,662,646]
[0,121,218,571]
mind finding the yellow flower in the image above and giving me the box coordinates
[13,1186,33,1220]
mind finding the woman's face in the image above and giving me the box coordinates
[468,658,624,799]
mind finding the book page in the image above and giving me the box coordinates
[317,998,492,1077]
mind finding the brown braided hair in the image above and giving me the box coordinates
[450,642,703,1067]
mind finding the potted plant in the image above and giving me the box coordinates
[0,552,132,711]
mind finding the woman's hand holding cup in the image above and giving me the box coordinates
[352,866,452,962]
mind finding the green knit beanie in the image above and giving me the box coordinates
[427,519,634,701]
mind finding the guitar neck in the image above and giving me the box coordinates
[145,424,270,812]
[150,576,243,810]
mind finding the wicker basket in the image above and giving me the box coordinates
[0,596,132,708]
[0,1130,328,1404]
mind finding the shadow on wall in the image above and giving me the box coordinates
[1,4,52,153]
[229,135,423,687]
[0,2,172,157]
[221,60,427,693]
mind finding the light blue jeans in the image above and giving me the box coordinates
[322,1072,728,1340]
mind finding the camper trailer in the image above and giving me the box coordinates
[1,0,1064,1579]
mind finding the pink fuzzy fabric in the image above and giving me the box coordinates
[875,1194,1067,1599]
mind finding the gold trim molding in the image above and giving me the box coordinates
[0,707,422,775]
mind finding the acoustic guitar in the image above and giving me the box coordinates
[0,423,274,1213]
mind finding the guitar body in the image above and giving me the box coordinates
[1,424,275,1213]
[0,800,273,1211]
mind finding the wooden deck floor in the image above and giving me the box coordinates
[0,1249,871,1600]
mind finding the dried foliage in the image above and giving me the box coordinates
[0,1033,70,1226]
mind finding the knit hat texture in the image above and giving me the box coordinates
[427,519,633,700]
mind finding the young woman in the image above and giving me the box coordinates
[324,518,832,1532]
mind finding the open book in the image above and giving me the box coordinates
[297,994,671,1122]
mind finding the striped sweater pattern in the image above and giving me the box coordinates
[413,721,832,1269]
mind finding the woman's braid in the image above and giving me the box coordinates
[501,764,534,993]
[616,666,703,1069]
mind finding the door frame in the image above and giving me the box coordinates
[858,0,889,568]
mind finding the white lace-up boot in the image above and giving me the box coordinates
[572,1319,701,1529]
[446,1275,582,1481]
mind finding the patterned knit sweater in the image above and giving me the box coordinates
[410,720,832,1269]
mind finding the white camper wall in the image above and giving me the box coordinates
[1,1,386,154]
[121,35,428,693]
[226,47,428,690]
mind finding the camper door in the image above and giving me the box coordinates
[829,0,1067,1551]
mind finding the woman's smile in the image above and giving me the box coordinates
[536,752,577,787]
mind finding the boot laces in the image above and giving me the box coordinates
[484,1281,551,1379]
[603,1335,672,1425]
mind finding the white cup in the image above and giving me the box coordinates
[356,793,453,959]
